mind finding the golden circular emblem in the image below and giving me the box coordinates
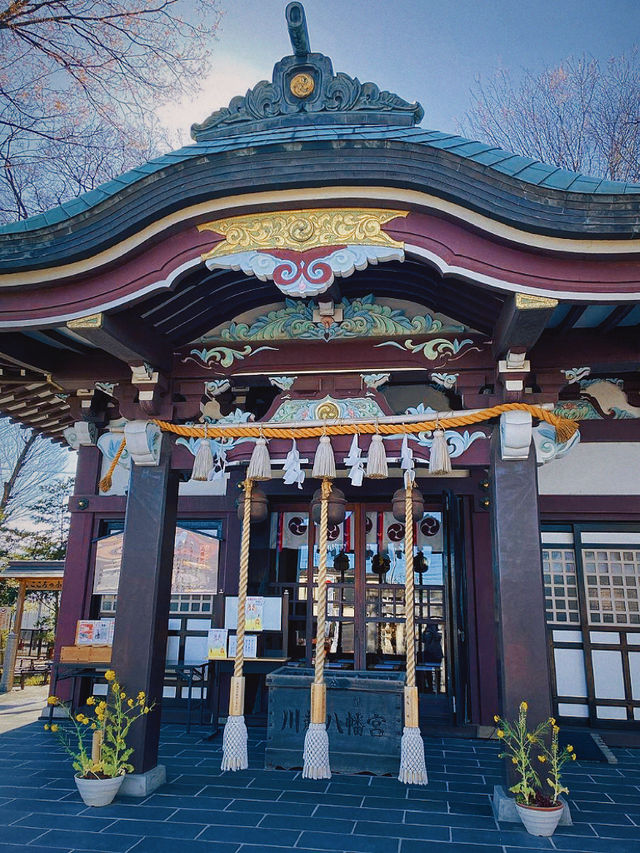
[290,72,315,98]
[289,217,314,243]
[316,401,340,420]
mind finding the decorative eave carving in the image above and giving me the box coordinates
[198,209,408,298]
[191,44,423,141]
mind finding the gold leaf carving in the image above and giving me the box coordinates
[515,293,559,310]
[198,208,408,260]
[67,313,104,329]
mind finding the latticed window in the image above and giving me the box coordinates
[101,593,215,614]
[582,549,640,625]
[542,548,580,624]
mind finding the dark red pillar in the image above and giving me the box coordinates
[111,433,178,776]
[53,445,101,700]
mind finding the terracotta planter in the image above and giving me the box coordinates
[515,802,564,836]
[74,773,124,807]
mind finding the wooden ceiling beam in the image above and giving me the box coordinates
[492,293,558,359]
[67,312,173,373]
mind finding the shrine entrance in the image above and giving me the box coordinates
[269,494,468,724]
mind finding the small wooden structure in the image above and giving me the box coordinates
[0,561,63,693]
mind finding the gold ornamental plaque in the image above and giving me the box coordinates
[290,72,315,98]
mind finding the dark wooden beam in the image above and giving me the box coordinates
[555,304,587,334]
[597,304,635,335]
[492,293,558,359]
[67,312,173,373]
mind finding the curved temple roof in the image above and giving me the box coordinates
[0,1,638,256]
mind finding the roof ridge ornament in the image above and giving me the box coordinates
[191,2,423,141]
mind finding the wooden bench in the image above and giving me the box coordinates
[13,660,51,689]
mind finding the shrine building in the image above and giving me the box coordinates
[0,2,639,788]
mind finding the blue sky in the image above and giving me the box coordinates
[161,0,640,143]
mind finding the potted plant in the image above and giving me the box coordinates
[45,669,154,807]
[494,702,575,837]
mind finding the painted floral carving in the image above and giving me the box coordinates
[213,294,463,343]
[183,344,278,369]
[375,337,481,362]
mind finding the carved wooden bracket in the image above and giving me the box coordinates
[124,420,162,466]
[499,410,532,460]
[63,421,98,450]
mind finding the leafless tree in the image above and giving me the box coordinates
[0,418,70,523]
[0,0,222,221]
[465,52,640,182]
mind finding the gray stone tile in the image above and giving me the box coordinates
[108,818,207,838]
[199,825,301,846]
[168,808,261,826]
[32,829,138,851]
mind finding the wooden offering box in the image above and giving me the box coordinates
[60,645,112,663]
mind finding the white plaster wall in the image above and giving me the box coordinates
[538,442,640,495]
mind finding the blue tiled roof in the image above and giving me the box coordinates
[1,125,639,235]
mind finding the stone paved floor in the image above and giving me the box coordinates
[0,722,638,852]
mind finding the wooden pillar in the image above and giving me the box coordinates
[111,432,178,776]
[0,581,27,693]
[52,445,102,701]
[489,434,552,725]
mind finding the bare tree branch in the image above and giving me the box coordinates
[0,0,222,222]
[464,52,640,183]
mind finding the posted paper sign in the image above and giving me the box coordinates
[245,597,264,632]
[207,628,228,659]
[76,619,114,646]
[228,634,257,659]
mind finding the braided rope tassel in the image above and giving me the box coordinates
[399,479,428,785]
[153,403,578,444]
[303,477,332,779]
[98,438,126,493]
[222,478,253,772]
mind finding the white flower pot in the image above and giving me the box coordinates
[515,802,564,836]
[74,773,124,807]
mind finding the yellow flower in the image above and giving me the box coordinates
[549,717,556,726]
[572,753,577,761]
[511,757,517,764]
[538,755,546,763]
[105,670,116,682]
[567,745,574,753]
[119,692,125,700]
[76,713,84,722]
[47,696,59,706]
[553,725,560,735]
[520,701,528,711]
[143,707,150,714]
[43,724,50,731]
[493,715,499,723]
[98,701,106,710]
[526,734,534,742]
[91,723,97,730]
[127,698,134,707]
[137,691,145,701]
[86,696,95,706]
[51,724,59,733]
[496,729,505,738]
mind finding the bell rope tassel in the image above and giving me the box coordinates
[366,432,388,479]
[303,478,332,779]
[221,479,253,772]
[429,428,452,475]
[398,480,428,785]
[247,436,271,481]
[191,428,214,481]
[99,438,126,493]
[312,434,336,479]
